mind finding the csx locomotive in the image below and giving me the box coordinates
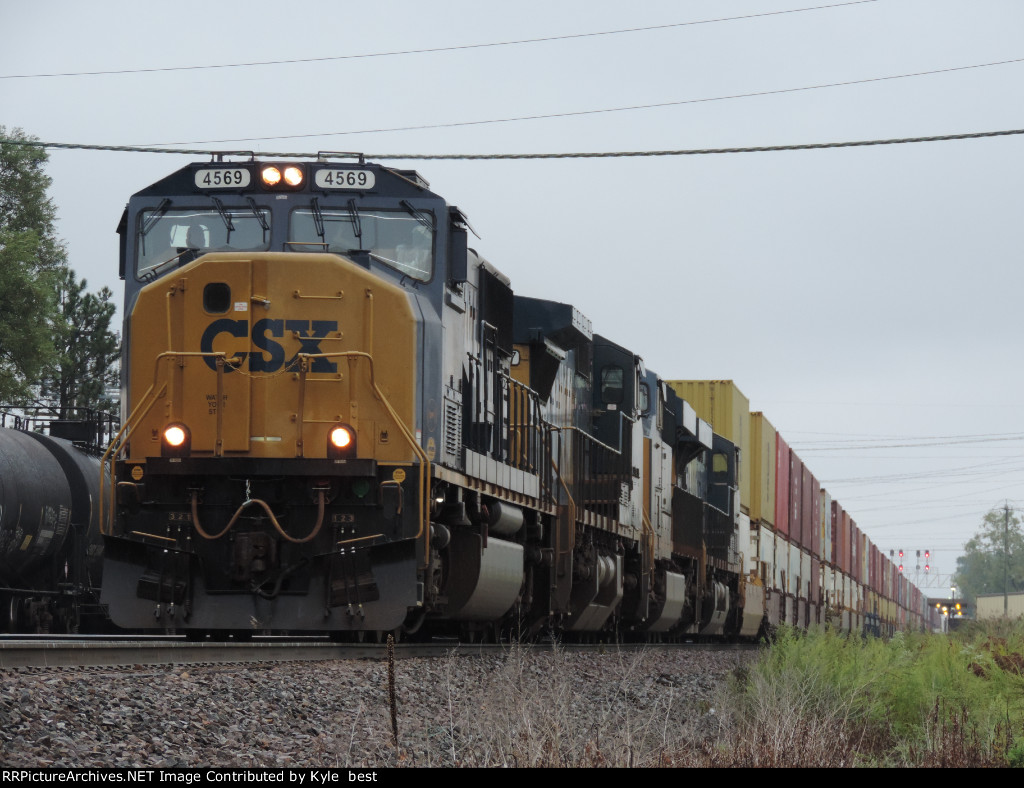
[87,157,928,640]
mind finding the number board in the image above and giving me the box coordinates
[314,169,376,190]
[194,168,251,189]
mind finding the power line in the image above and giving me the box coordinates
[157,55,1024,146]
[5,127,1024,161]
[800,433,1024,451]
[793,430,1024,445]
[0,1,880,80]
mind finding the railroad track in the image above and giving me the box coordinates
[0,635,755,669]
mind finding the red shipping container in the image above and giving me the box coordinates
[830,500,843,569]
[851,522,860,583]
[809,475,821,560]
[842,510,851,575]
[790,451,803,548]
[775,433,790,538]
[801,470,809,553]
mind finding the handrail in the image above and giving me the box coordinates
[99,350,229,535]
[297,350,431,566]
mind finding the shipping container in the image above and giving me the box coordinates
[666,381,750,514]
[820,488,833,566]
[809,474,821,559]
[789,540,801,599]
[749,412,776,526]
[758,523,775,587]
[775,433,791,539]
[830,500,843,569]
[850,522,859,583]
[790,451,803,548]
[799,464,812,550]
[861,531,870,589]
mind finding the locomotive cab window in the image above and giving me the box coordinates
[289,205,435,282]
[639,382,650,416]
[136,206,270,281]
[601,366,624,405]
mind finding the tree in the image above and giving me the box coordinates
[0,229,60,402]
[0,127,65,402]
[33,268,120,417]
[953,506,1024,606]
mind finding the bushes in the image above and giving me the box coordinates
[710,621,1024,767]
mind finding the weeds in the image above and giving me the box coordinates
[321,619,1024,767]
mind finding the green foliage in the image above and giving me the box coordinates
[1009,739,1024,768]
[954,507,1024,606]
[0,229,60,402]
[0,127,119,411]
[0,126,65,270]
[33,267,120,416]
[717,624,1024,767]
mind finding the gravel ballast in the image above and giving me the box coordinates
[0,647,753,768]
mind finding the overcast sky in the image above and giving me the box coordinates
[4,0,1023,590]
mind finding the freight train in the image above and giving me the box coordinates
[0,157,937,638]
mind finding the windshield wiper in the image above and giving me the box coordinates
[246,197,269,242]
[347,198,362,239]
[139,198,171,257]
[400,199,434,231]
[311,197,325,240]
[212,197,235,243]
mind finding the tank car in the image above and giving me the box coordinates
[0,413,111,633]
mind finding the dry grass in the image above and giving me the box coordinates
[322,622,1024,768]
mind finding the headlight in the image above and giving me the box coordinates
[327,424,357,459]
[283,166,304,187]
[261,166,282,187]
[162,423,191,457]
[260,164,305,190]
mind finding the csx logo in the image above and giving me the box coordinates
[200,319,338,373]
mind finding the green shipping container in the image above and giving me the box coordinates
[666,380,751,515]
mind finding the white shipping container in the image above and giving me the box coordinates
[976,592,1024,620]
[789,541,801,597]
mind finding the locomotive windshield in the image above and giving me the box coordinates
[289,205,435,282]
[136,206,271,281]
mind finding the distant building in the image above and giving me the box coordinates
[975,591,1024,620]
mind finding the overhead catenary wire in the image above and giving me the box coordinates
[0,1,880,80]
[4,127,1024,161]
